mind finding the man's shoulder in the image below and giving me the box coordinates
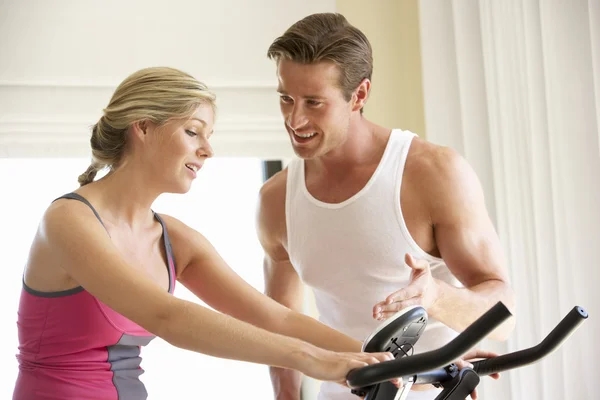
[259,167,288,203]
[406,137,467,180]
[257,167,288,226]
[256,167,289,249]
[405,138,484,216]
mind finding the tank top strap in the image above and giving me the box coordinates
[53,192,109,233]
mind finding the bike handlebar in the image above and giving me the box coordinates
[420,305,587,383]
[346,303,588,390]
[346,302,512,388]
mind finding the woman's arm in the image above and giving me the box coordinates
[164,214,363,353]
[40,200,390,383]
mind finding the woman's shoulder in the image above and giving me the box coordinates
[43,192,100,229]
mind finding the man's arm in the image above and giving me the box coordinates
[257,171,307,400]
[375,146,515,340]
[264,255,305,400]
[428,148,515,339]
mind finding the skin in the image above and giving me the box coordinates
[22,103,398,391]
[256,60,514,399]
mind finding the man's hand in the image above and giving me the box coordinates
[373,253,440,320]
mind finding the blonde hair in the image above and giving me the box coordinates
[78,67,217,186]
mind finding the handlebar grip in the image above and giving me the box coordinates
[346,302,512,388]
[473,306,588,376]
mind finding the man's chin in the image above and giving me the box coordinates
[293,150,318,160]
[292,144,321,160]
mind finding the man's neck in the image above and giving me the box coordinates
[307,120,392,180]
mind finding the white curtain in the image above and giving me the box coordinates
[419,1,599,399]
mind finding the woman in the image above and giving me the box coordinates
[12,67,395,400]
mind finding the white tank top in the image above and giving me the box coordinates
[286,129,461,400]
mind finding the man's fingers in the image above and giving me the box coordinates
[385,284,422,304]
[405,253,428,270]
[372,286,422,317]
[405,253,416,267]
[371,254,432,319]
[374,297,423,320]
[377,300,422,320]
[378,311,400,320]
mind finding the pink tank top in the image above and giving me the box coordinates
[13,193,176,400]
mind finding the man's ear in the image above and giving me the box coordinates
[352,78,371,112]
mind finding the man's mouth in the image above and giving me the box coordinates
[294,132,317,139]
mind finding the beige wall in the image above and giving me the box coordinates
[336,0,426,137]
[0,0,336,159]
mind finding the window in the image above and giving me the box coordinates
[0,157,273,399]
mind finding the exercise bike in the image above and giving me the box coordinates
[347,302,588,399]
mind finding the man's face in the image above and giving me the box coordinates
[276,59,354,159]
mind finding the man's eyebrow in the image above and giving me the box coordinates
[276,90,324,100]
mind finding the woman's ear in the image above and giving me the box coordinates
[131,120,149,141]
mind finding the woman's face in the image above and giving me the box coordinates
[143,104,215,194]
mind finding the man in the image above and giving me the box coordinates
[256,13,515,400]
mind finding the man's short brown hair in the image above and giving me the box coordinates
[267,13,373,104]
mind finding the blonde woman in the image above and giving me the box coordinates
[12,67,395,400]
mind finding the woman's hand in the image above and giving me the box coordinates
[453,348,501,399]
[300,349,399,388]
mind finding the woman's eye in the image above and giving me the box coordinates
[185,130,197,137]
